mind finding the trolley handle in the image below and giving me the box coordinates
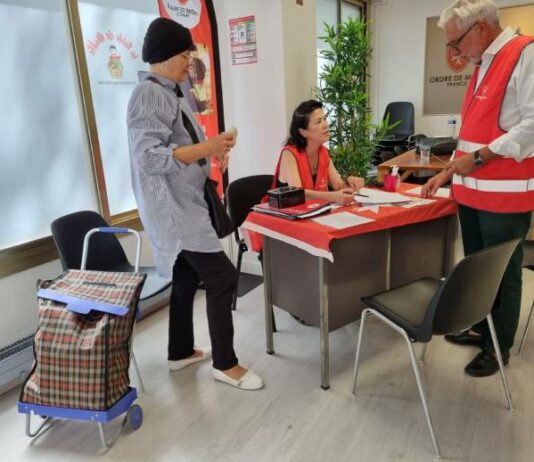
[81,227,142,272]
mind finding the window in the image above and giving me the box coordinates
[316,0,367,89]
[340,0,365,23]
[78,0,157,216]
[0,0,158,277]
[0,0,96,252]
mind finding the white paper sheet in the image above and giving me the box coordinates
[406,186,451,198]
[354,188,411,205]
[312,212,374,229]
[400,198,435,208]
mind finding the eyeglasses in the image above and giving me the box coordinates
[446,21,478,52]
[181,52,193,61]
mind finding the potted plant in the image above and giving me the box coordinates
[316,17,397,182]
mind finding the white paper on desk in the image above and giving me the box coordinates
[400,198,435,208]
[406,186,451,198]
[312,212,374,229]
[355,188,411,205]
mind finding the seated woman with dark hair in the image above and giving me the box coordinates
[274,100,364,205]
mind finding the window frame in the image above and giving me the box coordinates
[338,0,367,23]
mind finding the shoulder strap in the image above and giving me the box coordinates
[147,76,205,164]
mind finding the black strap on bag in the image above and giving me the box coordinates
[147,77,234,238]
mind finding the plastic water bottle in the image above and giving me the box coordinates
[447,115,457,138]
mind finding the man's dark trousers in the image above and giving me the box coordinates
[459,204,532,354]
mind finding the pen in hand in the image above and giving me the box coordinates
[354,193,369,198]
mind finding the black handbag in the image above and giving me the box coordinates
[203,177,235,238]
[181,109,235,239]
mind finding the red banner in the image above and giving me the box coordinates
[157,0,224,193]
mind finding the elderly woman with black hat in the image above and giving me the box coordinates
[127,17,263,390]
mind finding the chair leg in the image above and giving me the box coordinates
[404,333,441,458]
[351,308,441,457]
[420,343,428,363]
[352,308,370,394]
[518,298,534,355]
[232,245,245,311]
[131,351,145,394]
[486,314,514,411]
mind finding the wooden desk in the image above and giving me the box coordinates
[377,150,451,182]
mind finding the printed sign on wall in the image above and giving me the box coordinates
[229,16,258,65]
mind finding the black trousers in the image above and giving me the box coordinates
[459,204,532,354]
[168,250,238,371]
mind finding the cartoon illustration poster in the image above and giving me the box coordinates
[157,0,224,193]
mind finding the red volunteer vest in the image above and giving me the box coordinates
[249,145,330,253]
[452,35,534,213]
[272,144,330,191]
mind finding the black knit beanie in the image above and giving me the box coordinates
[142,17,195,64]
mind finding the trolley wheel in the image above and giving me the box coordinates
[126,404,143,431]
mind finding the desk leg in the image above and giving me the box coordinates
[263,237,274,355]
[443,215,458,275]
[319,257,330,390]
[385,229,392,291]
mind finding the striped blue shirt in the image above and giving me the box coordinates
[127,71,221,277]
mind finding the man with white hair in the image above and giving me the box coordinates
[422,0,534,376]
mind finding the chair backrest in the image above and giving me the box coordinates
[383,102,414,139]
[522,240,534,269]
[51,210,130,271]
[426,239,520,336]
[226,174,274,243]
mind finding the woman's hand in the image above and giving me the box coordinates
[330,188,355,205]
[208,132,235,162]
[346,176,365,191]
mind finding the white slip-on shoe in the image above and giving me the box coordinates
[168,347,212,371]
[212,368,264,390]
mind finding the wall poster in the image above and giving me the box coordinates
[229,15,258,65]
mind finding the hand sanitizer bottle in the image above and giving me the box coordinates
[384,165,399,192]
[447,115,457,138]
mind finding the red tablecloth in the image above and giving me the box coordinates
[242,184,458,261]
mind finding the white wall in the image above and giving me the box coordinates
[369,0,533,137]
[213,0,317,274]
[213,0,286,183]
[213,0,317,183]
[282,1,317,124]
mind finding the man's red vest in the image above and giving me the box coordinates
[272,144,330,191]
[452,35,534,213]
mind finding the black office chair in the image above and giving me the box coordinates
[226,174,274,311]
[351,239,520,458]
[518,240,534,354]
[51,211,172,392]
[51,211,172,310]
[373,102,415,165]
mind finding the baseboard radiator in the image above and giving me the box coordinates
[0,335,34,395]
